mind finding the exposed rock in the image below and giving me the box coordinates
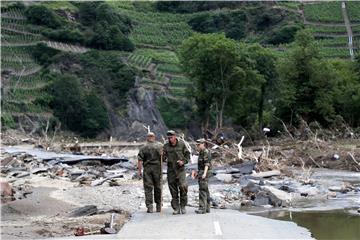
[261,186,291,207]
[254,191,270,206]
[214,173,233,183]
[230,161,256,174]
[109,88,168,141]
[242,181,261,196]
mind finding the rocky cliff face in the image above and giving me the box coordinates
[106,87,168,141]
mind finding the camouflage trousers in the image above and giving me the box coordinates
[198,176,210,211]
[143,164,162,208]
[167,170,188,210]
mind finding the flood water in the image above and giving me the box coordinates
[255,209,360,240]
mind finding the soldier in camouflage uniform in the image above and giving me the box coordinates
[163,130,190,215]
[192,138,211,214]
[138,132,163,213]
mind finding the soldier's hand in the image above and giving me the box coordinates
[201,173,206,179]
[177,160,184,166]
[191,170,197,179]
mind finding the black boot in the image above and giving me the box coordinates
[180,207,186,214]
[173,208,180,215]
[195,209,206,214]
[156,204,161,212]
[147,205,153,213]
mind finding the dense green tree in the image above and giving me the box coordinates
[180,33,253,130]
[82,91,109,137]
[276,29,337,126]
[188,10,247,40]
[247,44,277,131]
[90,22,134,51]
[267,24,302,45]
[51,74,86,132]
[332,59,360,127]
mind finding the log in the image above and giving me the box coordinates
[251,170,281,178]
[91,173,124,187]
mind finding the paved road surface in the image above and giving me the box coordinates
[47,206,312,239]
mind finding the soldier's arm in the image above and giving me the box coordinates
[204,149,211,167]
[183,143,190,165]
[137,149,144,177]
[162,145,168,162]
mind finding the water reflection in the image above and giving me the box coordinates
[254,210,360,240]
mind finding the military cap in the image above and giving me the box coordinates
[166,130,176,136]
[196,138,206,144]
[147,132,155,137]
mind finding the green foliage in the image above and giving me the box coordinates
[331,59,360,127]
[41,1,78,12]
[77,2,134,51]
[78,51,135,106]
[347,2,360,22]
[267,24,303,45]
[276,30,337,126]
[90,22,134,51]
[25,5,63,28]
[155,1,244,13]
[180,33,255,129]
[303,2,343,23]
[81,91,109,137]
[187,5,301,44]
[156,97,191,128]
[134,49,179,64]
[1,114,16,129]
[42,27,86,45]
[51,74,86,131]
[50,74,109,137]
[24,2,134,51]
[32,42,60,66]
[188,10,247,40]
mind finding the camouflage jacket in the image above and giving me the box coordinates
[198,148,211,172]
[138,141,163,167]
[163,139,190,172]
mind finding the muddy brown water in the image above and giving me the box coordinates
[254,209,360,240]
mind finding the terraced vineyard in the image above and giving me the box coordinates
[303,1,352,59]
[1,7,53,125]
[304,2,343,23]
[3,1,360,129]
[108,3,198,100]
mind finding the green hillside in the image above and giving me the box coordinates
[302,1,353,59]
[1,1,360,136]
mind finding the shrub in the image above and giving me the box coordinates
[32,43,60,66]
[42,27,86,45]
[81,92,109,137]
[25,5,62,28]
[267,24,302,45]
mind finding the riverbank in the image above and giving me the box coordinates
[1,140,359,239]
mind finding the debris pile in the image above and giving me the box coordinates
[1,148,135,203]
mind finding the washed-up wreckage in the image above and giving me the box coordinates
[1,136,359,213]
